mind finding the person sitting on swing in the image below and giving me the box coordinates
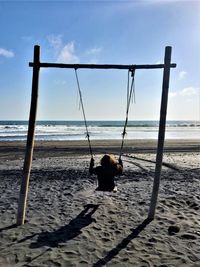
[89,154,123,192]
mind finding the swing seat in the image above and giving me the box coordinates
[95,185,118,193]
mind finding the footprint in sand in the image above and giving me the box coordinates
[180,233,197,240]
[168,225,180,235]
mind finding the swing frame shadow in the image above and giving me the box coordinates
[16,45,176,225]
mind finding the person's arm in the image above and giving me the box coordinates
[118,158,123,168]
[89,157,95,175]
[117,158,123,174]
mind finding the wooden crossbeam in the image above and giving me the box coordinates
[29,62,176,70]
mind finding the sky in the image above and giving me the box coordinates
[0,0,199,121]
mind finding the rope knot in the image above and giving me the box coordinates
[122,130,127,137]
[86,133,90,139]
[130,68,135,77]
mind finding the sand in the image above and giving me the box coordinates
[0,140,199,267]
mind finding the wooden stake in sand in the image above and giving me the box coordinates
[148,46,172,220]
[17,45,40,225]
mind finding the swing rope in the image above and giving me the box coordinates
[74,69,93,159]
[75,68,135,162]
[119,69,136,160]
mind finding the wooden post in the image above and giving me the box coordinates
[148,46,172,220]
[17,45,40,225]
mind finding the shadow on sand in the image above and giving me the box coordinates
[29,203,99,249]
[1,208,151,266]
[0,224,17,233]
[93,218,152,267]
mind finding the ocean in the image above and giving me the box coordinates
[0,120,199,141]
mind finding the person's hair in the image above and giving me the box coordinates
[100,154,117,167]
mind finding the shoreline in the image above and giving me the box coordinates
[0,139,199,161]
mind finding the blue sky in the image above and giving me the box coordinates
[0,0,199,121]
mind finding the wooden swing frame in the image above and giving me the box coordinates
[16,45,176,225]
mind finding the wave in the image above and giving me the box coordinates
[0,120,199,141]
[0,121,199,128]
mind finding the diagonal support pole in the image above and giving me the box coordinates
[17,45,40,225]
[148,46,172,220]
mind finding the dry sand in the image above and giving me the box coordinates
[0,140,199,267]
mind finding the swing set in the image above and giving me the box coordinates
[16,45,176,226]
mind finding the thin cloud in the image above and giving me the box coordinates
[169,87,198,98]
[86,47,102,55]
[169,92,178,98]
[0,48,14,58]
[47,34,62,51]
[47,34,79,63]
[85,47,102,64]
[180,87,197,96]
[87,58,99,64]
[57,42,79,63]
[179,71,187,79]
